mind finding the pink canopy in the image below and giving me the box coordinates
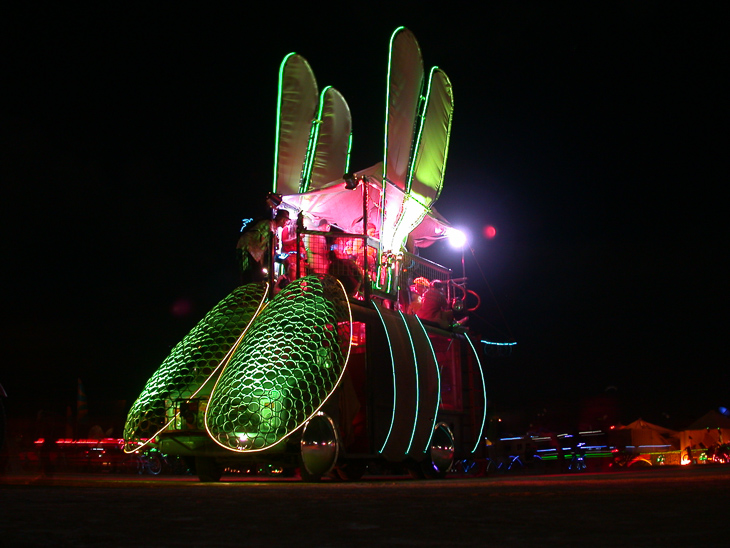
[282,163,450,248]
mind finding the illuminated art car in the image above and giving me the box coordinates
[123,28,489,481]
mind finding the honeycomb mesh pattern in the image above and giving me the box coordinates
[123,283,267,449]
[205,275,352,452]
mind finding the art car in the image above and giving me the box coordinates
[123,28,488,481]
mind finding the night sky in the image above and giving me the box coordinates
[3,4,725,433]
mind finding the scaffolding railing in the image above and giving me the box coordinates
[290,229,377,301]
[289,228,454,311]
[398,251,453,312]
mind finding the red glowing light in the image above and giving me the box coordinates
[483,225,497,239]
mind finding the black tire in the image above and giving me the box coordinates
[421,458,447,479]
[298,459,324,482]
[169,455,190,475]
[195,456,222,482]
[407,461,426,480]
[336,461,367,481]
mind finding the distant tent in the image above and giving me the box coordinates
[679,410,730,450]
[613,419,679,452]
[686,410,730,430]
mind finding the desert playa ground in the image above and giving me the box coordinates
[1,465,728,547]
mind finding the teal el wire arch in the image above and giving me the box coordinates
[399,311,420,455]
[374,303,397,454]
[412,316,441,454]
[464,334,488,454]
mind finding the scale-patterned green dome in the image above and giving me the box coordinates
[123,283,267,450]
[205,275,351,451]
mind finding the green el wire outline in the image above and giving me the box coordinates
[273,52,298,193]
[300,85,329,192]
[301,86,353,193]
[380,26,405,237]
[390,66,446,248]
[406,66,445,195]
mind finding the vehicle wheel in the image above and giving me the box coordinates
[195,456,222,482]
[407,462,425,480]
[420,422,455,479]
[182,456,195,475]
[336,461,367,481]
[169,455,190,475]
[146,453,163,475]
[299,412,339,482]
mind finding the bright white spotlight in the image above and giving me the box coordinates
[446,228,467,248]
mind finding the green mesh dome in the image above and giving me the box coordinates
[205,275,352,452]
[123,283,267,450]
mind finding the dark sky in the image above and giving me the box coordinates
[3,4,725,431]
